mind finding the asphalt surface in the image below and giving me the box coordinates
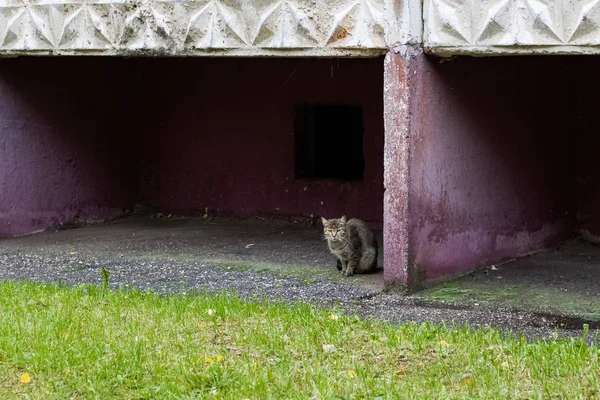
[0,216,597,342]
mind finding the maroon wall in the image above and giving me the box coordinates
[0,57,383,238]
[385,50,578,287]
[410,55,576,280]
[0,58,139,237]
[137,58,384,224]
[574,58,600,240]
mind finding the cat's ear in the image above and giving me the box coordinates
[340,215,347,223]
[321,217,329,226]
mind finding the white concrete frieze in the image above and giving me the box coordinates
[0,0,421,56]
[425,0,600,55]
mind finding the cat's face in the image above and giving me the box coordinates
[321,216,347,241]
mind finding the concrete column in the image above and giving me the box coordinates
[383,45,420,290]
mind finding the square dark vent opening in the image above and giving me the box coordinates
[294,105,364,181]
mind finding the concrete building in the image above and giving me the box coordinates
[1,0,599,290]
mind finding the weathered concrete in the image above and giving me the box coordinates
[425,0,600,56]
[382,45,417,288]
[384,52,578,288]
[418,240,600,322]
[0,0,422,57]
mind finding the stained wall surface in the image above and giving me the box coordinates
[410,55,577,280]
[0,57,385,237]
[0,0,421,57]
[384,51,580,286]
[0,58,139,237]
[425,0,600,56]
[138,58,385,224]
[574,58,600,242]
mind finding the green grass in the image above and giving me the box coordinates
[0,281,599,399]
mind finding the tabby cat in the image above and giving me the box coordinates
[321,215,378,276]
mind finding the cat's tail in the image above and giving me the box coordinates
[358,248,377,273]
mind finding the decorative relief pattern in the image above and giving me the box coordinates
[0,0,413,54]
[425,0,600,51]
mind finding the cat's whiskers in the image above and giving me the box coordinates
[337,235,350,245]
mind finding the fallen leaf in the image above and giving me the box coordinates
[439,340,448,349]
[462,378,474,385]
[501,361,509,368]
[329,314,339,321]
[246,244,255,248]
[396,370,406,376]
[20,373,31,384]
[322,344,336,353]
[347,370,357,378]
[202,214,209,220]
[167,214,172,219]
[198,321,207,328]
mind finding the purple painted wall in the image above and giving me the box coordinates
[385,49,577,287]
[574,58,600,240]
[410,55,576,280]
[0,57,383,238]
[0,58,139,237]
[6,54,599,290]
[137,58,384,224]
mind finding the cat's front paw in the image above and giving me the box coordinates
[336,259,343,271]
[343,270,354,277]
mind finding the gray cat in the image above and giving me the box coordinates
[321,215,378,277]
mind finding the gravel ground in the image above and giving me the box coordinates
[0,217,597,342]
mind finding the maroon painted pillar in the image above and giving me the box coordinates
[383,45,420,290]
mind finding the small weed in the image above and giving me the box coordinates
[100,267,110,290]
